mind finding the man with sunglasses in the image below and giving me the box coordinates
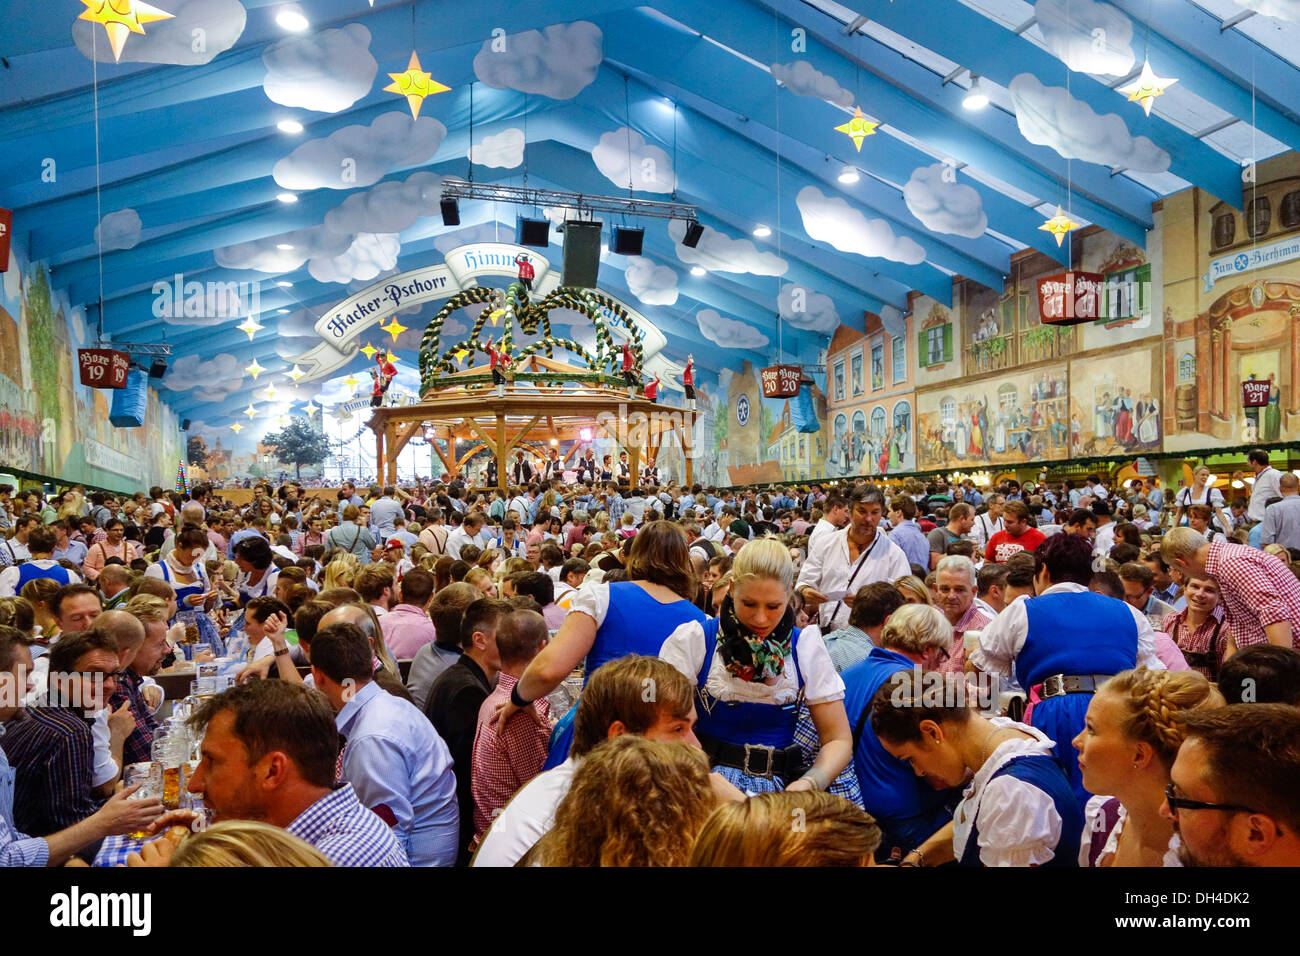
[1163,703,1300,867]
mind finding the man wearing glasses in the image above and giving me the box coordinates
[1163,704,1300,867]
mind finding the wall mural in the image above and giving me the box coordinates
[0,248,183,491]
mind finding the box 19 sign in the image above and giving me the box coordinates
[78,349,131,388]
[1242,380,1272,408]
[761,364,803,398]
[1037,272,1104,326]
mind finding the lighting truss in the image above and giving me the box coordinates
[438,182,698,222]
[98,340,173,357]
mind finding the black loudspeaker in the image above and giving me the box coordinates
[440,198,460,226]
[612,227,644,256]
[181,419,191,430]
[148,358,168,378]
[561,220,603,288]
[517,217,550,248]
[681,219,704,248]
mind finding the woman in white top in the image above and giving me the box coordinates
[871,670,1084,867]
[659,538,852,794]
[1071,668,1222,867]
[1173,465,1231,533]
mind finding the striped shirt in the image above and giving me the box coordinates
[285,783,410,867]
[1,707,102,837]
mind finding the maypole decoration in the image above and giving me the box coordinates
[174,460,189,496]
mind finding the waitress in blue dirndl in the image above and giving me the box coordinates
[145,526,225,655]
[659,538,851,794]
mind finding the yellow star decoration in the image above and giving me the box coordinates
[262,384,278,402]
[452,348,469,363]
[343,374,360,389]
[244,358,264,380]
[379,317,408,342]
[386,350,398,364]
[488,308,506,326]
[243,404,257,420]
[287,364,306,382]
[384,52,451,121]
[834,106,879,152]
[230,422,243,434]
[359,342,378,360]
[303,401,318,415]
[236,317,263,340]
[78,0,175,63]
[1119,59,1178,118]
[1039,205,1080,247]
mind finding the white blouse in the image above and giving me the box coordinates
[953,718,1065,867]
[659,620,845,707]
[1080,795,1184,868]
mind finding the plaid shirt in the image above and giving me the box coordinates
[938,601,995,676]
[285,783,409,867]
[793,702,863,809]
[1203,539,1300,649]
[607,493,627,527]
[109,669,159,768]
[1,707,102,837]
[471,674,551,841]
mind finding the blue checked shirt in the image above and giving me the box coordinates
[607,493,627,527]
[285,782,410,867]
[0,724,51,867]
[793,703,863,809]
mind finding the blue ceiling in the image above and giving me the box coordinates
[2,0,1297,428]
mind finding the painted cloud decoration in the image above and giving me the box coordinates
[880,304,907,338]
[162,353,245,403]
[307,233,400,284]
[770,60,853,107]
[1009,73,1171,173]
[592,129,676,193]
[94,209,143,251]
[697,309,769,350]
[473,21,602,99]
[469,128,525,169]
[668,220,788,276]
[74,0,246,65]
[263,24,378,113]
[215,224,353,273]
[274,113,447,190]
[623,257,679,306]
[797,186,926,265]
[903,164,988,239]
[778,284,839,335]
[325,172,448,235]
[1034,0,1135,75]
[1234,0,1300,20]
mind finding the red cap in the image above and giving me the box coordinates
[386,538,405,550]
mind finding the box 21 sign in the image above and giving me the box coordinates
[78,349,131,388]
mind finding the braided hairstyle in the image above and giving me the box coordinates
[1100,668,1224,766]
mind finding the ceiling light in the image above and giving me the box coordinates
[690,266,706,277]
[752,225,772,238]
[275,9,309,32]
[277,308,290,314]
[962,75,989,111]
[276,192,298,204]
[276,281,293,288]
[837,165,860,184]
[276,243,294,251]
[276,119,303,134]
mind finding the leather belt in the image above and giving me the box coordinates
[1038,673,1114,699]
[700,736,803,780]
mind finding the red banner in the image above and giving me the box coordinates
[1242,380,1272,408]
[0,209,11,271]
[1037,271,1104,326]
[78,348,131,389]
[760,364,802,398]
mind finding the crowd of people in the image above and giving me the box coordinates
[1,453,1298,868]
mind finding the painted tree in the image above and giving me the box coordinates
[261,417,330,479]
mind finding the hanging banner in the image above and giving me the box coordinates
[1037,271,1104,326]
[760,364,803,398]
[0,208,11,271]
[290,243,666,382]
[1242,379,1272,408]
[77,348,131,389]
[1202,234,1300,292]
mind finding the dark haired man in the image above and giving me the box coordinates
[819,581,905,674]
[0,525,81,597]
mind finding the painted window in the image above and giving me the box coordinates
[891,334,906,383]
[920,324,953,367]
[1103,263,1152,321]
[871,342,884,390]
[851,350,864,397]
[870,406,887,438]
[997,383,1018,415]
[1178,352,1196,383]
[940,397,957,428]
[834,361,845,401]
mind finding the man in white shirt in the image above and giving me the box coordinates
[806,493,849,554]
[1247,448,1283,522]
[970,494,1004,553]
[797,485,910,631]
[445,513,488,560]
[1091,499,1117,558]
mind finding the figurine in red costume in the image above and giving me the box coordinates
[682,354,695,411]
[515,254,535,291]
[621,341,637,394]
[485,334,509,396]
[644,373,661,403]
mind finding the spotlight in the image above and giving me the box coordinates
[612,226,644,256]
[962,75,989,111]
[276,119,303,134]
[838,164,860,184]
[682,219,704,248]
[277,280,293,288]
[752,225,772,238]
[148,357,168,379]
[440,198,460,226]
[276,243,294,251]
[690,266,706,277]
[276,9,309,32]
[277,193,298,204]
